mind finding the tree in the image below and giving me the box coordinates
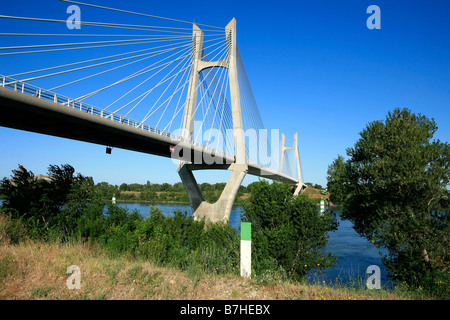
[1,164,96,238]
[326,155,347,204]
[55,175,102,240]
[95,181,117,199]
[0,165,39,217]
[160,183,171,192]
[246,181,260,193]
[200,183,212,192]
[47,164,86,209]
[172,182,184,191]
[242,180,337,280]
[327,108,450,294]
[140,190,157,201]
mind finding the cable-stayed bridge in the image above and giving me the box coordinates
[0,0,306,222]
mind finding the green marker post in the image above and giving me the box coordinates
[240,222,251,278]
[320,196,324,215]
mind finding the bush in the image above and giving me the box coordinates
[242,180,338,281]
[73,202,106,240]
[93,205,240,275]
[187,221,240,274]
[0,212,27,244]
[99,204,143,255]
[132,208,239,272]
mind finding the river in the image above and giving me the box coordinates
[117,201,393,288]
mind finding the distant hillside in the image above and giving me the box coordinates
[111,188,328,205]
[303,187,330,203]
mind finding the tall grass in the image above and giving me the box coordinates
[0,213,28,245]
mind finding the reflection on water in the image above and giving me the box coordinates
[314,215,392,287]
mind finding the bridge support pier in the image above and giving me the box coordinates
[178,163,247,222]
[280,132,307,196]
[176,18,249,223]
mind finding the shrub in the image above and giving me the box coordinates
[0,212,27,244]
[131,208,240,274]
[242,180,338,281]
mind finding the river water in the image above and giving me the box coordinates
[118,202,393,288]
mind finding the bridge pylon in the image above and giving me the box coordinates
[280,132,307,195]
[177,18,247,223]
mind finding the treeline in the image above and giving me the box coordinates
[95,181,254,204]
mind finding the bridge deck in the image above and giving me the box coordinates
[0,85,298,185]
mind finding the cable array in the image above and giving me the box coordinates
[0,3,226,140]
[236,47,272,167]
[0,1,278,170]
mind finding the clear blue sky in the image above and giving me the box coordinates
[0,0,449,188]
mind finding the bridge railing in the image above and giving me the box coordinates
[0,74,232,160]
[0,75,184,139]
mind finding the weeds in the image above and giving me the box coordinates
[30,286,52,298]
[0,213,27,245]
[0,253,16,282]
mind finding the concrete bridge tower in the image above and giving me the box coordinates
[178,18,248,222]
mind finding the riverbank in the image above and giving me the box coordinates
[0,240,411,300]
[114,199,190,204]
[99,186,328,205]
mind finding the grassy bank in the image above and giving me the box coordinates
[0,167,442,300]
[0,240,411,300]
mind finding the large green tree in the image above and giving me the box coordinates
[326,155,347,205]
[327,108,449,294]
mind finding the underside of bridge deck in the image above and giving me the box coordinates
[0,87,180,159]
[0,88,298,186]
